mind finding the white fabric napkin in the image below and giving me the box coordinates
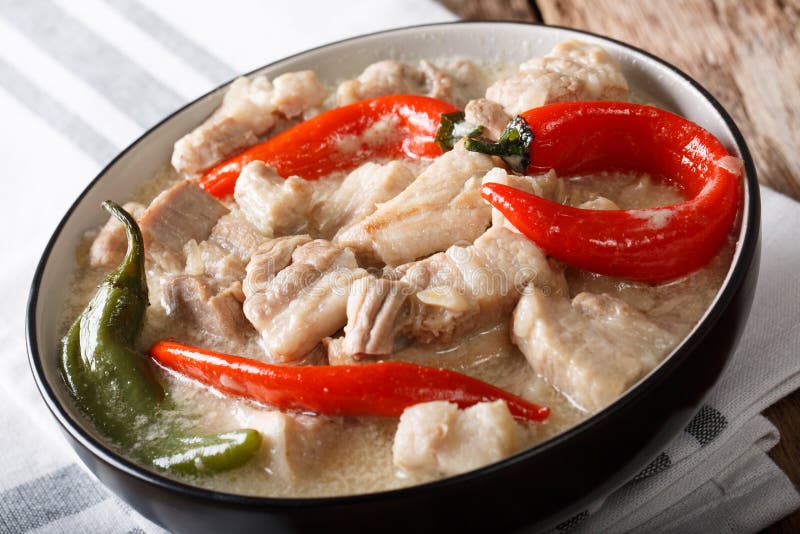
[0,1,797,532]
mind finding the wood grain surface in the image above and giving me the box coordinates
[440,0,799,531]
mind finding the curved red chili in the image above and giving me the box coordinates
[149,340,549,422]
[480,101,741,282]
[199,94,459,198]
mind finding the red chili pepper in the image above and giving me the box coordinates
[149,340,549,422]
[199,94,459,198]
[479,101,741,282]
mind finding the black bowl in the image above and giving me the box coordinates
[26,22,760,533]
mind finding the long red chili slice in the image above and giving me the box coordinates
[149,340,549,422]
[198,94,459,198]
[479,101,741,282]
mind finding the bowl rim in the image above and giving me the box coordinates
[26,20,760,509]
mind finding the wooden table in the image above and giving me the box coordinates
[440,1,800,531]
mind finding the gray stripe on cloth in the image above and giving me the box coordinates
[0,464,107,533]
[685,405,728,446]
[0,0,184,128]
[104,0,236,83]
[0,58,119,163]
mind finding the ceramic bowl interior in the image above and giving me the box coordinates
[28,21,756,504]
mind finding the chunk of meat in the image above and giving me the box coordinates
[397,225,568,345]
[88,201,146,268]
[512,289,679,412]
[392,400,520,477]
[310,161,415,240]
[242,234,313,298]
[209,209,269,262]
[418,60,452,100]
[464,98,510,141]
[183,239,246,290]
[161,275,251,340]
[232,406,332,480]
[172,71,327,176]
[171,76,275,176]
[333,224,567,360]
[234,161,313,237]
[440,59,486,107]
[328,277,411,365]
[486,41,628,115]
[579,196,620,210]
[271,70,327,119]
[335,141,495,265]
[335,60,459,105]
[481,167,565,228]
[139,181,229,271]
[243,238,368,362]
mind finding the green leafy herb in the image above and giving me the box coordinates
[435,111,485,152]
[464,115,534,173]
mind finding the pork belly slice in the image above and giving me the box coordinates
[172,71,326,176]
[464,98,510,141]
[138,181,229,271]
[327,277,412,365]
[161,275,250,340]
[310,161,415,240]
[335,141,495,266]
[232,406,332,481]
[512,289,680,413]
[89,201,146,268]
[486,40,628,116]
[331,224,567,362]
[392,400,520,477]
[335,59,459,105]
[209,209,269,262]
[399,225,568,345]
[243,237,368,362]
[234,161,313,238]
[183,239,246,290]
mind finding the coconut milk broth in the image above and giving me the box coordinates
[61,58,734,497]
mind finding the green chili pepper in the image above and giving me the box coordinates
[60,201,261,476]
[149,431,263,476]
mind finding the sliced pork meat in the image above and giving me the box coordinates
[172,71,326,176]
[335,60,460,105]
[392,400,519,477]
[232,406,333,481]
[89,201,146,268]
[234,161,314,237]
[397,225,568,345]
[418,60,452,100]
[209,209,269,262]
[243,238,368,362]
[328,277,411,365]
[578,196,620,210]
[139,181,229,271]
[481,167,566,229]
[171,76,275,176]
[242,234,313,298]
[333,224,567,361]
[486,40,628,116]
[512,289,679,412]
[464,98,510,141]
[183,239,246,290]
[161,275,250,340]
[271,70,328,119]
[335,141,495,266]
[310,161,415,240]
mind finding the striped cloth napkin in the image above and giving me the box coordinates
[0,1,797,532]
